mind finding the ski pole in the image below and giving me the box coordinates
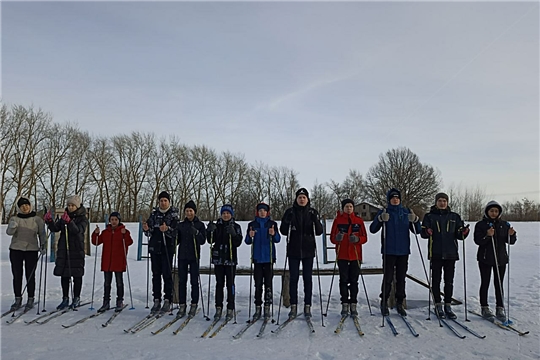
[65,224,74,302]
[89,217,104,310]
[145,232,150,309]
[313,223,325,327]
[506,224,512,325]
[206,230,213,321]
[462,224,469,321]
[248,235,253,322]
[381,215,387,327]
[491,232,506,322]
[162,231,174,315]
[193,231,208,320]
[276,224,291,325]
[36,246,44,315]
[354,245,373,316]
[43,225,51,312]
[324,241,340,317]
[122,233,135,310]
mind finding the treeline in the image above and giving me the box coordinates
[2,103,538,222]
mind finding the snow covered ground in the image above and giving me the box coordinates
[1,221,539,360]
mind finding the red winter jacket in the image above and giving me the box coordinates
[91,224,133,272]
[330,211,368,261]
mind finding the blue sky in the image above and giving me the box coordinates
[3,1,539,203]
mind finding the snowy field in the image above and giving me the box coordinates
[1,221,539,360]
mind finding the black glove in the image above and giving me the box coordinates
[191,224,199,236]
[335,232,344,242]
[226,225,236,235]
[308,208,319,222]
[207,222,217,233]
[40,243,47,256]
[349,234,359,243]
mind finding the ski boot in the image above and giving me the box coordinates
[98,298,110,313]
[225,308,234,321]
[288,304,297,319]
[188,303,198,317]
[177,304,187,318]
[214,307,223,320]
[253,306,262,321]
[341,303,350,316]
[115,298,124,312]
[481,306,495,321]
[304,304,312,318]
[434,303,445,318]
[160,299,171,313]
[57,297,70,310]
[24,297,35,312]
[150,299,161,314]
[380,300,389,316]
[264,305,271,319]
[70,297,81,309]
[10,297,23,312]
[444,303,457,320]
[396,303,407,317]
[350,303,358,317]
[495,306,507,323]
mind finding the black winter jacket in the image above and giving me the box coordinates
[177,217,206,261]
[421,206,468,260]
[144,207,179,255]
[207,219,242,266]
[279,203,323,259]
[474,216,517,266]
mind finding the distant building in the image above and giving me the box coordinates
[355,202,381,221]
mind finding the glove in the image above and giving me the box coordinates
[426,228,433,236]
[8,219,18,230]
[308,208,319,222]
[335,232,344,242]
[349,234,359,243]
[462,227,470,237]
[408,211,418,223]
[207,222,217,233]
[191,224,199,236]
[378,212,390,222]
[40,243,47,256]
[43,211,53,223]
[226,225,236,235]
[61,211,71,223]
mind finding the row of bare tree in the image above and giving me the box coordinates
[3,103,536,222]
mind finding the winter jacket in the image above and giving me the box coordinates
[91,223,133,272]
[330,210,368,261]
[7,211,46,252]
[47,206,88,278]
[144,206,179,256]
[279,203,323,259]
[369,189,421,256]
[421,206,468,260]
[207,218,243,266]
[474,201,517,266]
[244,216,281,263]
[176,216,206,261]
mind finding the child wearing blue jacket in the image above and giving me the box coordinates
[245,203,281,320]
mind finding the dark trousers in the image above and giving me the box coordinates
[253,262,273,306]
[61,276,82,298]
[431,259,456,304]
[478,261,506,307]
[338,260,360,304]
[214,265,236,310]
[380,254,408,303]
[103,271,124,301]
[288,257,314,306]
[10,249,38,298]
[178,259,200,305]
[151,252,174,301]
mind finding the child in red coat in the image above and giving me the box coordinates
[91,212,133,312]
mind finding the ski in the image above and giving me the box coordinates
[131,311,170,333]
[384,315,398,336]
[305,315,315,333]
[154,315,183,335]
[201,316,222,338]
[271,315,296,334]
[256,317,269,338]
[102,305,128,327]
[468,310,529,336]
[430,311,465,339]
[36,302,91,325]
[124,313,157,333]
[2,309,17,318]
[352,315,365,336]
[334,315,348,334]
[233,316,260,339]
[168,309,201,335]
[5,304,38,325]
[209,311,240,338]
[448,318,485,339]
[398,315,419,337]
[62,309,111,328]
[26,308,64,325]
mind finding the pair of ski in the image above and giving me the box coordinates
[233,314,272,339]
[429,311,487,339]
[5,302,38,325]
[334,314,364,336]
[150,309,200,335]
[62,305,128,328]
[124,310,172,334]
[382,314,419,337]
[24,301,92,325]
[271,314,315,335]
[468,310,529,336]
[201,310,240,338]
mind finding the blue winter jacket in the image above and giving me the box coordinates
[369,189,421,256]
[244,216,281,263]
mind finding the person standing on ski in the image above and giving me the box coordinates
[142,191,179,314]
[279,188,323,319]
[176,200,206,318]
[6,196,47,312]
[207,204,242,321]
[91,211,133,312]
[329,199,368,317]
[420,193,469,319]
[245,202,281,320]
[43,195,88,310]
[473,200,517,322]
[369,188,421,317]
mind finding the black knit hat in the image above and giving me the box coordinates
[158,191,171,201]
[109,211,121,221]
[296,188,309,199]
[17,197,31,208]
[184,200,197,213]
[435,193,449,202]
[256,203,270,212]
[341,198,355,209]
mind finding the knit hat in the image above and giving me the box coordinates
[435,192,449,202]
[386,188,401,202]
[184,200,197,213]
[221,204,234,217]
[158,191,171,201]
[296,188,309,199]
[256,203,270,213]
[66,194,81,208]
[109,211,121,221]
[485,200,503,218]
[17,197,31,209]
[341,198,355,209]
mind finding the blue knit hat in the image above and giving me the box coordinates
[220,204,234,217]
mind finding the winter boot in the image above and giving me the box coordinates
[225,308,235,321]
[24,297,35,312]
[288,304,298,319]
[115,298,124,312]
[188,303,198,317]
[380,300,389,316]
[340,303,350,316]
[177,304,187,318]
[264,305,271,319]
[253,306,262,320]
[160,299,171,313]
[434,303,445,318]
[350,303,358,317]
[214,307,223,320]
[304,304,312,318]
[150,299,161,314]
[444,303,457,320]
[495,306,507,323]
[10,297,23,312]
[57,297,70,310]
[396,303,407,317]
[98,298,110,313]
[481,306,494,321]
[70,297,81,309]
